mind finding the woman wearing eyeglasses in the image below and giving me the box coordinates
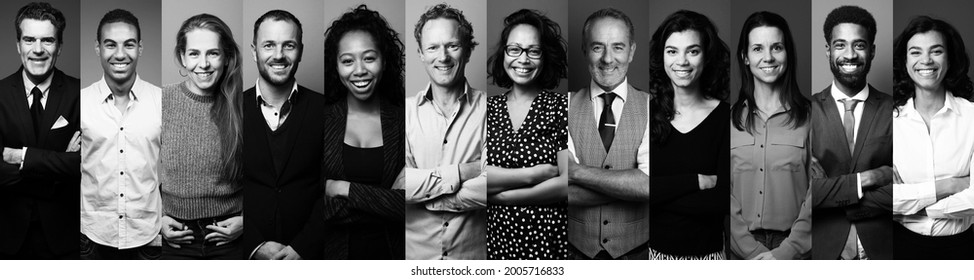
[484,9,570,260]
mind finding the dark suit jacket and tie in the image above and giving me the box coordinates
[810,85,893,260]
[0,68,80,259]
[319,96,404,259]
[242,85,327,259]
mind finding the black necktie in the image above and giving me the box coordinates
[598,92,616,152]
[30,87,44,139]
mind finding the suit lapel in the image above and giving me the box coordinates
[817,87,853,159]
[8,69,37,145]
[38,70,65,145]
[851,86,881,170]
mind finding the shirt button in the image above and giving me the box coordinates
[604,165,611,169]
[759,168,763,172]
[442,251,448,257]
[443,139,448,144]
[758,191,762,195]
[120,127,124,131]
[757,214,761,217]
[444,222,449,227]
[119,171,124,175]
[602,238,609,244]
[118,215,123,219]
[760,144,764,148]
[274,112,278,116]
[119,149,124,153]
[120,193,124,197]
[603,220,609,225]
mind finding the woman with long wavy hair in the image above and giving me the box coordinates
[159,13,244,259]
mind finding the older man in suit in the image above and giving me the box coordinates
[810,5,893,260]
[0,2,80,259]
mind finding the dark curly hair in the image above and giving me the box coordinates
[731,11,809,134]
[323,4,405,105]
[822,5,876,45]
[893,16,973,110]
[648,10,729,144]
[413,3,477,54]
[487,9,567,90]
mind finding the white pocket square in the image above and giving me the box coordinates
[51,115,68,130]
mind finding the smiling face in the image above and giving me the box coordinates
[663,30,704,89]
[906,31,948,92]
[828,23,873,90]
[419,18,467,89]
[17,18,60,83]
[253,19,301,87]
[97,22,141,86]
[337,30,383,101]
[745,26,787,86]
[503,24,541,87]
[181,29,224,94]
[586,18,634,91]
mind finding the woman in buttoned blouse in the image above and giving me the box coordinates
[648,10,730,260]
[728,11,812,260]
[891,16,974,259]
[484,9,570,260]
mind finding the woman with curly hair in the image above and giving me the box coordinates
[891,15,974,260]
[485,9,569,260]
[160,13,245,259]
[728,11,812,260]
[319,4,405,260]
[647,10,730,260]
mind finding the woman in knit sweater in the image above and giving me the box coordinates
[159,13,245,260]
[319,5,405,259]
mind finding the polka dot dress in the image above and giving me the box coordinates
[486,90,569,260]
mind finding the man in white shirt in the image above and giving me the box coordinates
[79,9,163,260]
[809,5,893,260]
[566,8,649,260]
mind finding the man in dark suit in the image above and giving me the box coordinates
[810,5,893,260]
[241,10,326,260]
[0,2,80,259]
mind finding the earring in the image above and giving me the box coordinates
[178,68,187,77]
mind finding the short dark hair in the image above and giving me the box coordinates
[253,9,303,47]
[486,9,568,90]
[15,2,66,44]
[323,4,404,105]
[97,9,140,43]
[413,3,477,53]
[893,16,973,110]
[823,5,876,45]
[582,8,634,48]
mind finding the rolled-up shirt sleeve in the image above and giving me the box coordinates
[405,166,461,204]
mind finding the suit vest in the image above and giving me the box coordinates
[567,85,649,258]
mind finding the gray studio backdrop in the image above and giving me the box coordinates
[485,0,569,97]
[161,0,243,86]
[811,0,893,96]
[0,0,79,80]
[405,0,487,98]
[242,0,325,94]
[893,0,974,85]
[80,0,161,88]
[648,0,732,96]
[567,0,649,92]
[321,0,406,97]
[729,0,812,103]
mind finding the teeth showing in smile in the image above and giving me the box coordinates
[195,72,212,78]
[840,63,859,72]
[111,63,129,69]
[600,67,617,73]
[672,69,691,78]
[916,69,936,76]
[514,67,533,74]
[352,80,372,88]
[759,66,777,74]
[270,64,287,70]
[434,65,453,71]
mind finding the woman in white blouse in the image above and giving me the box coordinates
[892,15,974,260]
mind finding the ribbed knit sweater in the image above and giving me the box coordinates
[160,82,242,220]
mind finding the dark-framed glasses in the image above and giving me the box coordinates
[504,45,542,59]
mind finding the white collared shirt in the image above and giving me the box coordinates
[830,82,870,198]
[22,69,52,109]
[566,79,649,175]
[255,79,298,131]
[893,92,974,236]
[80,75,163,249]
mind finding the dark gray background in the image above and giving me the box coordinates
[0,0,80,80]
[485,0,569,97]
[80,0,161,87]
[242,0,325,94]
[567,0,649,92]
[730,0,812,103]
[893,0,974,85]
[405,0,487,98]
[811,0,893,96]
[648,0,732,97]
